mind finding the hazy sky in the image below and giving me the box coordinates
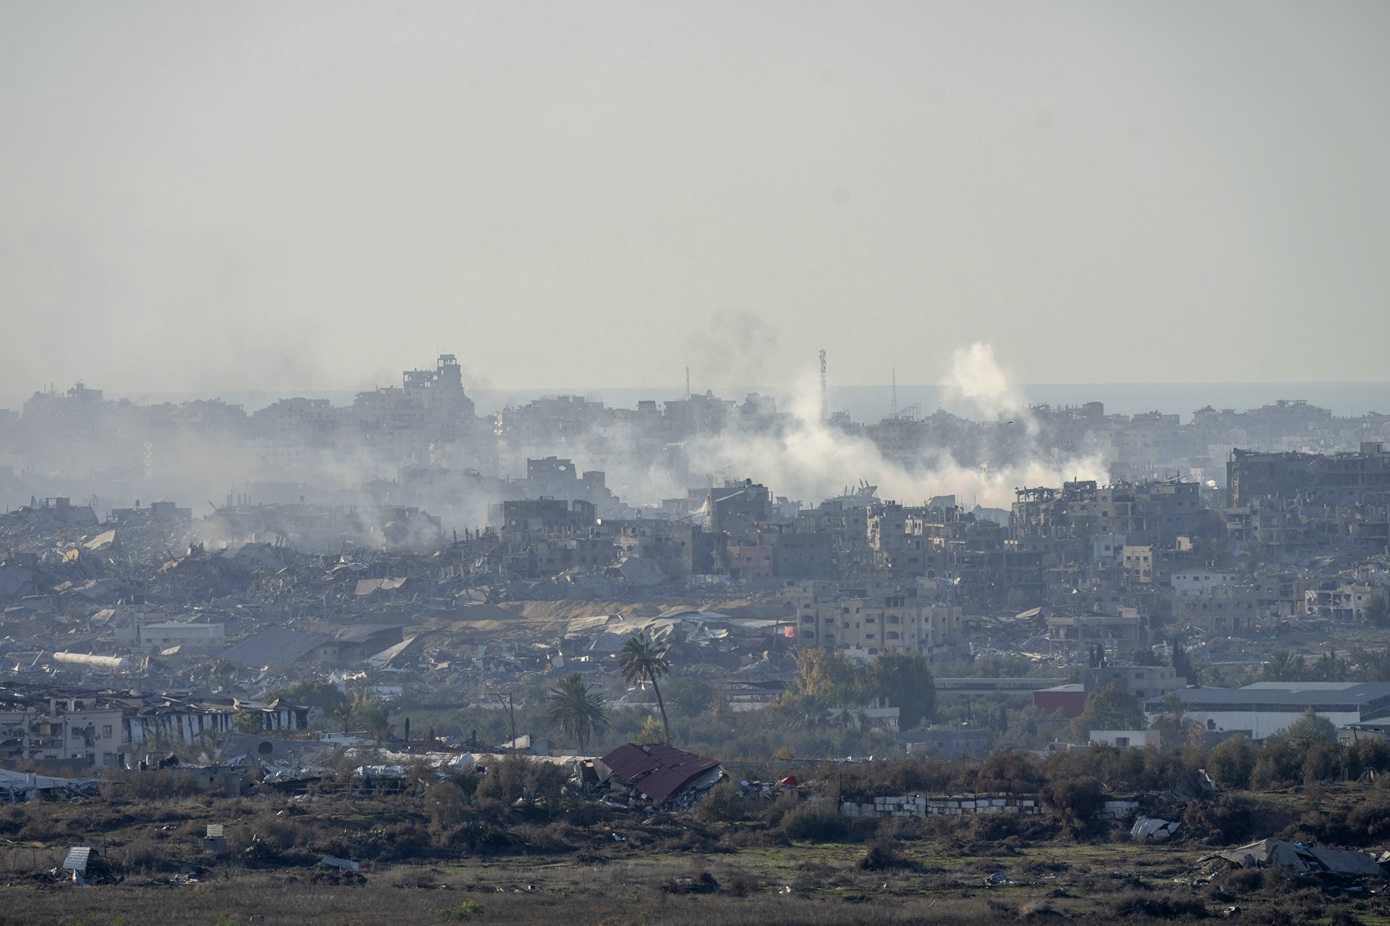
[2,1,1387,398]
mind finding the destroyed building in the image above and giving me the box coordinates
[785,579,962,659]
[0,687,308,768]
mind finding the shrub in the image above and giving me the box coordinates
[439,900,483,920]
[1183,794,1258,845]
[1111,894,1208,918]
[1041,775,1105,827]
[437,820,510,854]
[777,804,853,842]
[256,816,307,852]
[1218,866,1266,894]
[859,838,919,871]
[660,871,719,894]
[16,812,59,842]
[1251,736,1302,790]
[1347,739,1390,779]
[0,806,27,836]
[1205,736,1257,789]
[388,820,432,857]
[968,810,1043,843]
[1344,795,1390,842]
[510,822,575,853]
[428,780,472,837]
[693,781,744,824]
[761,791,801,828]
[976,752,1039,793]
[1302,740,1342,785]
[722,869,758,896]
[121,769,215,801]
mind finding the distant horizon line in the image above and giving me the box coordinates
[5,379,1390,424]
[5,378,1389,399]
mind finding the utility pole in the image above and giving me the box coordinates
[496,691,517,755]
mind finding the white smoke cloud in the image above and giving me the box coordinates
[940,342,1037,435]
[5,341,1108,543]
[676,346,1104,508]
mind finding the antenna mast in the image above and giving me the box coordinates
[819,349,828,422]
[685,366,691,400]
[891,367,898,418]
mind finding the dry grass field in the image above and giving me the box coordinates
[3,764,1390,925]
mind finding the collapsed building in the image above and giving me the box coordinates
[0,687,308,768]
[597,743,723,808]
[1224,443,1390,550]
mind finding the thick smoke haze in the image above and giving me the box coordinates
[680,346,1102,509]
[0,341,1108,546]
[941,343,1034,429]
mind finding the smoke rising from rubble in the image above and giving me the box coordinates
[941,342,1038,435]
[674,348,1104,509]
[0,341,1109,540]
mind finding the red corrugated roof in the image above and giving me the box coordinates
[599,743,720,803]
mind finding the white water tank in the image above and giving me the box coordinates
[53,652,129,671]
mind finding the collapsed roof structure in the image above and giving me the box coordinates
[598,743,722,805]
[1205,838,1384,878]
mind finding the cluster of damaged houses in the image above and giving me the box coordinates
[0,356,1388,771]
[0,686,307,770]
[1,444,1387,663]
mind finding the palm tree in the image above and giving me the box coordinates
[1153,691,1196,748]
[1263,648,1305,683]
[781,691,830,731]
[327,699,355,735]
[619,634,672,743]
[546,673,609,754]
[355,693,392,745]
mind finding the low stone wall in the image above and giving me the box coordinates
[840,794,1040,819]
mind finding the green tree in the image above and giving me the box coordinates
[1283,707,1337,751]
[1310,649,1350,682]
[265,675,350,723]
[776,691,831,730]
[233,711,266,734]
[427,779,472,838]
[633,714,665,745]
[1262,648,1305,683]
[664,676,715,718]
[1070,684,1146,743]
[866,651,936,730]
[1251,709,1339,789]
[474,755,568,819]
[791,647,861,704]
[545,672,609,754]
[268,679,348,713]
[619,634,672,743]
[1354,647,1390,682]
[354,692,392,745]
[327,699,354,735]
[210,658,237,690]
[1042,775,1106,828]
[1365,594,1390,628]
[1150,691,1200,749]
[1205,736,1257,789]
[1132,646,1162,667]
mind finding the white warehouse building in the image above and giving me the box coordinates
[1143,682,1390,742]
